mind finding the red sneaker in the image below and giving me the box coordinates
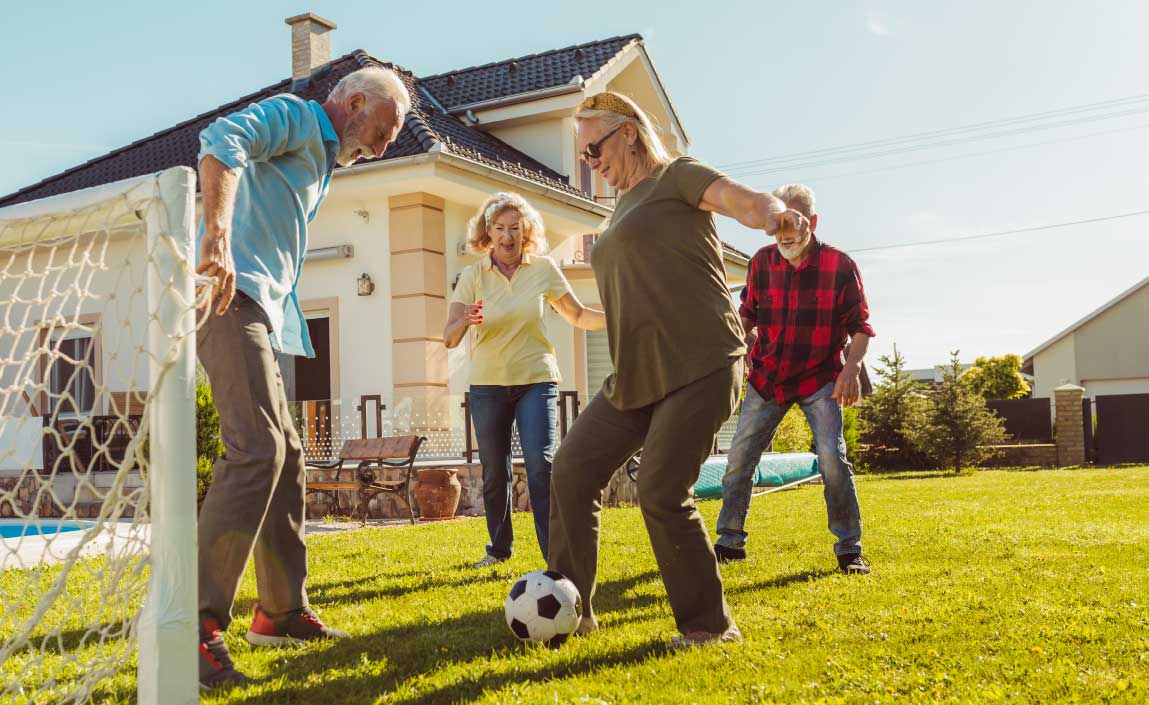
[199,615,250,690]
[244,604,349,646]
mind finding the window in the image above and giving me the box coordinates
[47,333,95,416]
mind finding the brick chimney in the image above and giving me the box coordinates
[285,13,337,81]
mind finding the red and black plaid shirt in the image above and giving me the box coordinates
[741,237,876,405]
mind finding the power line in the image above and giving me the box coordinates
[723,105,1149,178]
[716,93,1149,176]
[746,122,1149,189]
[851,209,1149,254]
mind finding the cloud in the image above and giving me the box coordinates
[864,11,891,36]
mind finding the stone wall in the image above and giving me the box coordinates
[304,461,641,521]
[982,444,1060,468]
[0,474,137,519]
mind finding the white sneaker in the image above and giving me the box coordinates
[575,616,599,636]
[668,624,742,651]
[469,554,507,568]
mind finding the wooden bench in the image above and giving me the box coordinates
[305,435,425,524]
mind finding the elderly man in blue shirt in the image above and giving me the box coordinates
[194,65,410,689]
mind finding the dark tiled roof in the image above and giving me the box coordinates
[0,47,598,207]
[421,34,641,110]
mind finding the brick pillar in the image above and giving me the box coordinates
[1054,384,1086,467]
[389,193,449,430]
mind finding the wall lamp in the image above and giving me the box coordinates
[357,273,375,296]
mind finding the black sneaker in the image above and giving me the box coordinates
[714,544,746,563]
[199,615,251,690]
[837,553,871,575]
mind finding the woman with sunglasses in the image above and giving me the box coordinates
[548,92,809,648]
[445,192,605,568]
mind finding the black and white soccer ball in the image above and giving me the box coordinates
[504,569,582,646]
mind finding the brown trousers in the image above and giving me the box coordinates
[548,361,742,635]
[196,292,308,628]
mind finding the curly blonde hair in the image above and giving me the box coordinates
[465,192,548,255]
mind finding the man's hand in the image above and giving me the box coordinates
[742,332,755,377]
[196,228,236,316]
[833,362,862,408]
[763,194,810,238]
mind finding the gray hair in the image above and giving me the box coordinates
[772,184,816,216]
[329,66,412,115]
[574,99,672,167]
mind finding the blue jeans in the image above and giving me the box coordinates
[716,382,863,556]
[469,382,558,560]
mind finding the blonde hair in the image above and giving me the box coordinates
[772,184,816,216]
[465,192,548,255]
[574,92,672,166]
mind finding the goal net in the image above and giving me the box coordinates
[0,167,202,704]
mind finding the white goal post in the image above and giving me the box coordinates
[0,167,200,704]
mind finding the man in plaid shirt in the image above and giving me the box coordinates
[715,184,876,574]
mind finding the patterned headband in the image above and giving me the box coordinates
[578,92,637,118]
[484,193,519,225]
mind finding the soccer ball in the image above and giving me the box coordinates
[504,569,582,647]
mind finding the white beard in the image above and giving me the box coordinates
[778,239,808,262]
[336,138,365,166]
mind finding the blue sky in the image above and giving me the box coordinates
[3,1,1147,370]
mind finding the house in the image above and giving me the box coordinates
[0,13,754,464]
[1022,276,1149,400]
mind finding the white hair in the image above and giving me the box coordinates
[574,103,672,166]
[329,66,411,115]
[772,184,816,216]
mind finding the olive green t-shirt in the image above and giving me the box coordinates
[591,156,746,410]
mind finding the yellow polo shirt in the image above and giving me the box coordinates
[451,253,574,386]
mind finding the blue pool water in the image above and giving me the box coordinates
[0,520,90,539]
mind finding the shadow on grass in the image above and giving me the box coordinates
[214,571,671,702]
[8,622,133,656]
[726,567,836,596]
[294,568,512,605]
[860,470,955,482]
[229,632,663,705]
[224,573,668,705]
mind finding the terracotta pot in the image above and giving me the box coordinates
[413,468,462,521]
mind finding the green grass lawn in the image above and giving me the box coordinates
[7,467,1149,704]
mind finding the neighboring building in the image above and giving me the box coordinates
[908,365,972,386]
[0,14,754,463]
[1022,277,1149,401]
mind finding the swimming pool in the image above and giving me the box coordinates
[0,519,95,540]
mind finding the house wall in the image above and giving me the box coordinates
[1074,284,1149,382]
[0,230,150,503]
[1032,334,1077,401]
[488,119,569,178]
[1079,377,1149,398]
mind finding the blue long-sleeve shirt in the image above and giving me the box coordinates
[197,93,340,357]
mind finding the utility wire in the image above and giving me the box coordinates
[852,209,1149,254]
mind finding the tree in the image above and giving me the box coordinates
[961,354,1031,400]
[857,344,929,470]
[772,406,813,453]
[196,372,224,507]
[904,351,1009,473]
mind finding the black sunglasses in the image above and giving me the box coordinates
[580,125,624,162]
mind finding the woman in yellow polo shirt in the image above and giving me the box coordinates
[445,192,605,567]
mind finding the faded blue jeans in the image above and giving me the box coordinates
[469,382,558,561]
[716,381,863,556]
